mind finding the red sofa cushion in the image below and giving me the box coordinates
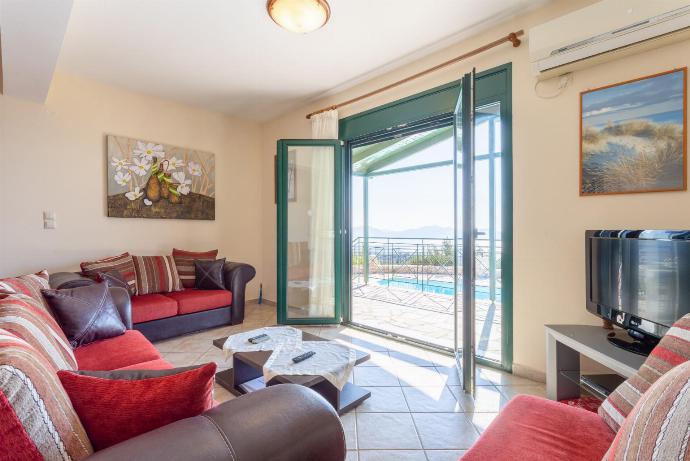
[164,288,232,315]
[116,358,174,371]
[58,363,216,450]
[460,395,615,461]
[131,293,178,323]
[74,330,161,371]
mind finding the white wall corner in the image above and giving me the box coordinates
[0,0,73,102]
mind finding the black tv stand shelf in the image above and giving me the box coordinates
[558,371,625,400]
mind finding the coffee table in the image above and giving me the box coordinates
[213,331,371,415]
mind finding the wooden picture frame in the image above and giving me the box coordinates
[580,67,687,196]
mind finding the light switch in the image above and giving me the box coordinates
[43,211,56,230]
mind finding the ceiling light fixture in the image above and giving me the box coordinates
[267,0,331,34]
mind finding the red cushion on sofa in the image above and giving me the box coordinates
[0,390,44,461]
[116,358,174,371]
[163,288,232,315]
[74,330,161,371]
[130,293,178,323]
[58,363,216,450]
[460,395,615,461]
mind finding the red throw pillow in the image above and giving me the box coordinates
[58,363,216,450]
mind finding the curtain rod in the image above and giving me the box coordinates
[306,30,523,119]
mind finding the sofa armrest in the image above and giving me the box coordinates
[49,272,133,330]
[49,272,95,289]
[85,384,346,461]
[223,262,256,324]
[109,287,133,330]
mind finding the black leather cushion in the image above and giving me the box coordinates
[194,258,226,290]
[98,270,135,296]
[42,282,126,347]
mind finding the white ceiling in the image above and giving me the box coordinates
[56,0,548,121]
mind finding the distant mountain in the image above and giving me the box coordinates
[352,226,454,239]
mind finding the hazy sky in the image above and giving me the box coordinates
[352,119,500,234]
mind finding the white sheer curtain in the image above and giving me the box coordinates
[309,110,338,316]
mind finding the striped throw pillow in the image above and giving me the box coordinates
[0,329,93,460]
[604,360,690,460]
[172,248,219,288]
[599,314,690,432]
[0,270,51,311]
[0,293,77,371]
[132,255,183,295]
[80,252,137,295]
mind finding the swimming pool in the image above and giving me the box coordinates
[375,278,501,301]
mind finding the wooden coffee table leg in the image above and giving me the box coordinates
[310,380,371,415]
[233,355,263,394]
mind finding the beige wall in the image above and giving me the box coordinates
[260,0,690,377]
[0,72,264,299]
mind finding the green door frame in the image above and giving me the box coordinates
[339,63,513,372]
[276,139,343,325]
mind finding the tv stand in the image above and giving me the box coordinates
[545,325,646,401]
[606,332,655,356]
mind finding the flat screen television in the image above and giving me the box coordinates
[586,230,690,355]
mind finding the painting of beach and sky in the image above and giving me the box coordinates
[581,68,686,195]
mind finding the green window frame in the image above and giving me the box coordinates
[276,139,343,325]
[340,64,513,372]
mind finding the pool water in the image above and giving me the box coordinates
[375,278,501,302]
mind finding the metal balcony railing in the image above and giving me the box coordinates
[352,236,501,304]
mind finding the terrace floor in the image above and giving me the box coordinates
[154,301,544,461]
[352,283,502,362]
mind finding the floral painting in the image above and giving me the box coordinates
[580,68,687,195]
[107,135,215,219]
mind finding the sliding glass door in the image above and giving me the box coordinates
[276,64,513,382]
[276,140,342,324]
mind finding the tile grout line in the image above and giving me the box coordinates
[399,381,430,459]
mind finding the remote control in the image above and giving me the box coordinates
[292,351,316,363]
[248,333,269,344]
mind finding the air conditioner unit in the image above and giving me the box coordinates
[529,0,690,79]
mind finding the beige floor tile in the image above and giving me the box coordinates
[354,367,400,387]
[396,366,446,387]
[197,347,233,370]
[448,385,509,413]
[412,413,480,450]
[435,366,461,386]
[402,386,462,413]
[357,387,409,413]
[356,351,392,368]
[477,366,541,386]
[389,350,435,367]
[153,336,187,353]
[465,412,498,434]
[345,451,359,461]
[341,412,357,450]
[356,413,422,450]
[213,385,235,404]
[425,450,467,461]
[176,335,216,353]
[358,450,427,461]
[161,351,204,367]
[495,384,546,400]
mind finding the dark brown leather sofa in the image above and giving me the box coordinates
[85,384,346,461]
[50,261,256,342]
